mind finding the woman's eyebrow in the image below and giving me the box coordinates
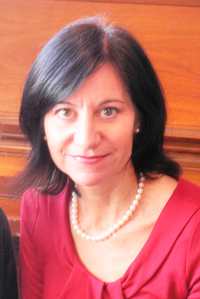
[58,99,126,106]
[98,99,126,106]
[57,100,75,106]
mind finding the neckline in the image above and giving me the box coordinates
[66,178,185,284]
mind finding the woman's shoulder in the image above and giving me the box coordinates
[21,181,71,217]
[20,183,71,235]
[21,188,48,214]
[22,181,71,207]
[175,178,200,207]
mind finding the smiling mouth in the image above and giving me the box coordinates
[72,155,108,164]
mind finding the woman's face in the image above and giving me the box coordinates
[44,64,137,187]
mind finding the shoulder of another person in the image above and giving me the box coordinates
[0,207,10,228]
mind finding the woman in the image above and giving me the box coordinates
[19,16,200,298]
[0,207,18,299]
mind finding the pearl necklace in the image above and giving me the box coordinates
[71,174,145,241]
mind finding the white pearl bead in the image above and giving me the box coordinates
[137,188,143,194]
[135,193,141,200]
[71,214,77,220]
[81,232,86,238]
[71,208,76,215]
[123,215,129,221]
[100,234,105,240]
[126,210,132,216]
[130,205,136,211]
[72,219,76,225]
[104,231,110,237]
[109,227,115,234]
[114,223,120,230]
[140,175,145,181]
[73,224,79,230]
[118,219,124,226]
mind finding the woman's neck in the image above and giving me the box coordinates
[73,165,140,234]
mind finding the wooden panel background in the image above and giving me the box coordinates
[0,0,200,235]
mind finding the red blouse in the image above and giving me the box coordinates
[20,179,200,298]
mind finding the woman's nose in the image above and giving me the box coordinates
[73,115,100,149]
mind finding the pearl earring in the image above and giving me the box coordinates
[44,136,47,141]
[136,128,140,133]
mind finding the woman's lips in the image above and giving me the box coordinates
[72,155,108,164]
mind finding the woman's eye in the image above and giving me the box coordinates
[57,109,72,118]
[101,107,117,117]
